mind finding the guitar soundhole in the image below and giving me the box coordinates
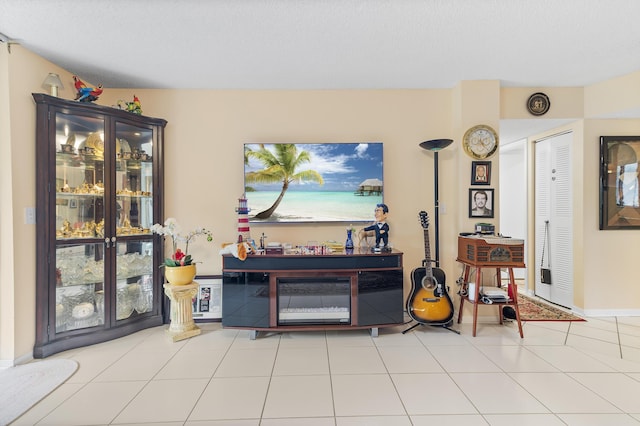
[422,278,436,289]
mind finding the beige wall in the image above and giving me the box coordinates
[582,119,640,313]
[97,88,458,279]
[585,72,640,119]
[0,38,13,364]
[0,45,79,365]
[502,87,584,119]
[2,45,640,363]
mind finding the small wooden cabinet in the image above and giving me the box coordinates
[33,93,167,357]
[222,250,404,338]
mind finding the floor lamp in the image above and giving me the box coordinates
[419,138,453,267]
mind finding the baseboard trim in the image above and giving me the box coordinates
[581,308,640,317]
[0,352,34,369]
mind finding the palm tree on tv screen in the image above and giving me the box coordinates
[245,144,324,219]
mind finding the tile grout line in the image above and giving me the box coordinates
[181,329,239,424]
[372,332,412,421]
[615,317,624,359]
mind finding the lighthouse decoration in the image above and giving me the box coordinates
[236,194,251,243]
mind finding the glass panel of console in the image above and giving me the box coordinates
[277,277,351,325]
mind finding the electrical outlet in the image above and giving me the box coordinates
[25,207,36,224]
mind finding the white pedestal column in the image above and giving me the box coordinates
[163,282,201,342]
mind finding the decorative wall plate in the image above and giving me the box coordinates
[84,132,105,157]
[463,124,499,159]
[527,92,550,116]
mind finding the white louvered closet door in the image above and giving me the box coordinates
[535,132,574,308]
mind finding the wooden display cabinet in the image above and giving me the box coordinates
[33,93,167,357]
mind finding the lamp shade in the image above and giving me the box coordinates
[42,73,64,96]
[419,138,453,152]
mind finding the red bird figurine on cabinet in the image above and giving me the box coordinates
[72,75,103,103]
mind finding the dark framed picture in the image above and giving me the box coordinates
[600,136,640,229]
[68,199,77,209]
[469,188,494,218]
[192,275,222,321]
[471,161,491,185]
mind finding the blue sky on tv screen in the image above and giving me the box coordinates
[244,143,383,192]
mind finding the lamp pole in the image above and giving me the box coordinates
[419,139,453,267]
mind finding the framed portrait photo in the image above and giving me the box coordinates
[471,161,491,185]
[469,188,495,218]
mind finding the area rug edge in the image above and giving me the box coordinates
[0,358,78,425]
[517,293,586,322]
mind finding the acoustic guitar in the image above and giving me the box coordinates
[406,211,454,325]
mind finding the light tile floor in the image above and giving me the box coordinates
[13,314,640,425]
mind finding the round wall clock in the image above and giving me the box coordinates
[527,92,550,116]
[463,124,499,159]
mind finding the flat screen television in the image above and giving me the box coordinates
[244,142,383,223]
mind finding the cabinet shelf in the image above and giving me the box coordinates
[116,193,153,199]
[56,190,153,198]
[56,192,103,198]
[116,159,152,167]
[56,152,153,167]
[56,231,153,241]
[56,152,104,166]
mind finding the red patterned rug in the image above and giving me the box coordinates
[517,293,586,322]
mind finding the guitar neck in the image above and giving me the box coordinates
[423,229,434,278]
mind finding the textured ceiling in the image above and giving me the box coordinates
[1,0,639,142]
[2,0,639,90]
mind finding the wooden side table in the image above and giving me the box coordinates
[164,282,201,342]
[456,235,526,338]
[457,263,523,338]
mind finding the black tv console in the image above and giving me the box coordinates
[222,249,404,339]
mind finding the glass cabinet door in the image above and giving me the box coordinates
[114,121,156,322]
[114,121,154,234]
[56,243,105,332]
[52,114,159,328]
[115,241,155,321]
[55,113,106,240]
[54,113,106,333]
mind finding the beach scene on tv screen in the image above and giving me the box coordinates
[244,142,384,223]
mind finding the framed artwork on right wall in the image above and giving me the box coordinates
[600,136,640,229]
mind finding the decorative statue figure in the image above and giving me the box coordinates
[73,75,103,103]
[360,203,390,251]
[118,95,143,115]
